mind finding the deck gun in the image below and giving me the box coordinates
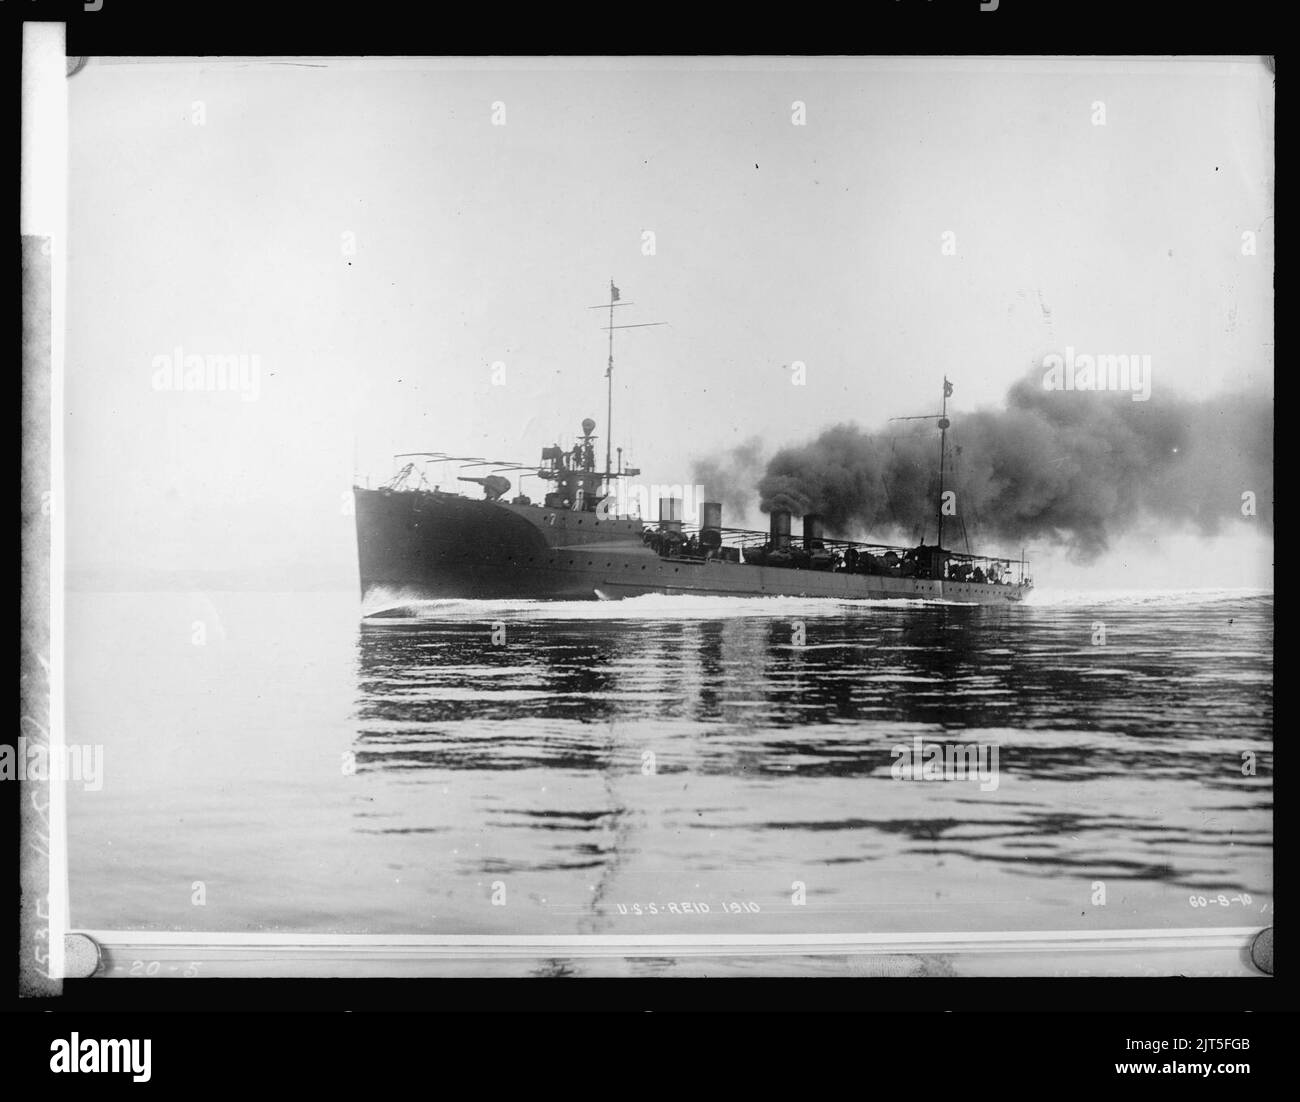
[458,474,512,501]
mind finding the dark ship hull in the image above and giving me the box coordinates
[354,487,1029,606]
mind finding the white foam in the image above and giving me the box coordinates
[362,585,1272,620]
[1023,586,1272,608]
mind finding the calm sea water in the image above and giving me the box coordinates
[67,589,1273,951]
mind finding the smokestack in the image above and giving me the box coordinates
[770,509,791,549]
[659,496,683,533]
[700,501,723,551]
[802,513,824,550]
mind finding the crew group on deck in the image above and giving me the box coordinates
[643,523,1026,587]
[637,498,1030,589]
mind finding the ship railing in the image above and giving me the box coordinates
[941,550,1029,586]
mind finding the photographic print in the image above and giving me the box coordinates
[33,52,1274,982]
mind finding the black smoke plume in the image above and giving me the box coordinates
[751,372,1272,560]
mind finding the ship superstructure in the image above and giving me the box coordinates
[354,284,1033,607]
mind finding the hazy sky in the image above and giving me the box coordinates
[66,57,1273,589]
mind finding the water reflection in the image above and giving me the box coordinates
[350,598,1272,930]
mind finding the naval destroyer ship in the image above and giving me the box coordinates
[353,284,1033,608]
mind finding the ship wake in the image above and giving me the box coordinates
[361,591,968,622]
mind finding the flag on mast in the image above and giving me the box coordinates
[610,281,620,302]
[944,378,954,397]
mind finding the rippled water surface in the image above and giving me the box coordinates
[68,589,1273,946]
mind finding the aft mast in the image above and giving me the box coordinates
[936,376,953,549]
[890,376,956,549]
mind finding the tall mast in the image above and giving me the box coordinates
[936,376,951,549]
[589,282,665,492]
[606,278,616,477]
[888,378,955,546]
